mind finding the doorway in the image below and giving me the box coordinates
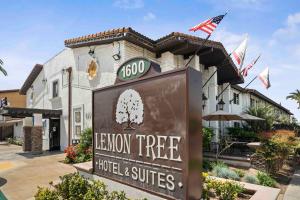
[49,118,60,151]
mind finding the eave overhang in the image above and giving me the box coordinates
[65,28,244,85]
[0,107,62,118]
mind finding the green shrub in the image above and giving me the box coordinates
[227,127,257,140]
[83,180,109,200]
[6,137,23,146]
[256,172,277,187]
[212,166,240,180]
[55,173,89,199]
[210,161,228,169]
[78,128,92,152]
[64,128,92,164]
[203,127,214,149]
[244,175,259,184]
[202,160,213,171]
[233,169,245,178]
[34,187,60,200]
[107,191,129,200]
[35,173,132,200]
[205,177,244,200]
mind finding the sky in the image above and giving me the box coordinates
[0,0,300,119]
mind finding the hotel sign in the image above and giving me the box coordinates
[93,64,203,199]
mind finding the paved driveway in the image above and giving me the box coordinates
[0,143,76,200]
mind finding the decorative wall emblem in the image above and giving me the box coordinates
[87,59,98,80]
[115,89,143,129]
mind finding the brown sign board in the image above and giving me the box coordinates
[93,67,203,199]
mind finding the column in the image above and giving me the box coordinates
[22,117,33,152]
[31,113,43,154]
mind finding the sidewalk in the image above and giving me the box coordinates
[283,170,300,200]
[0,144,76,200]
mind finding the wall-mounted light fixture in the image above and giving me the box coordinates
[217,99,225,111]
[42,78,47,84]
[202,93,208,109]
[112,42,121,61]
[88,46,95,58]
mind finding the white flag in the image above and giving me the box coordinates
[232,36,248,69]
[258,67,271,89]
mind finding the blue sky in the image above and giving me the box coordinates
[0,0,300,119]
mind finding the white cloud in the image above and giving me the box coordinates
[212,29,247,52]
[143,12,156,21]
[113,0,144,9]
[272,12,300,42]
[203,0,266,10]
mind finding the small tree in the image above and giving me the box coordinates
[116,89,144,129]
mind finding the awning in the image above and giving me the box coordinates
[202,110,243,121]
[0,107,62,118]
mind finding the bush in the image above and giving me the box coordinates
[203,174,244,200]
[233,169,245,178]
[64,146,77,163]
[244,175,259,184]
[34,187,60,200]
[227,127,257,141]
[35,173,131,200]
[256,172,277,187]
[203,127,214,149]
[210,161,227,169]
[77,128,92,152]
[212,166,240,180]
[256,134,300,173]
[55,173,89,199]
[64,128,93,164]
[6,137,23,146]
[83,180,109,200]
[202,160,212,171]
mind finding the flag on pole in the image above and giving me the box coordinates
[258,67,270,89]
[0,60,7,76]
[241,54,261,77]
[189,14,226,35]
[232,36,248,69]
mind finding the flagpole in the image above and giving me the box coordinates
[229,75,257,104]
[202,53,231,88]
[184,34,211,68]
[216,83,231,100]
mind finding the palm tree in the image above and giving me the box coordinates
[287,90,300,109]
[0,59,7,76]
[246,105,275,132]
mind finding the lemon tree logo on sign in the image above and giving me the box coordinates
[115,89,144,130]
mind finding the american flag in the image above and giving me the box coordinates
[241,54,261,77]
[189,14,226,35]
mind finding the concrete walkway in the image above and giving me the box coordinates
[283,170,300,200]
[0,144,76,200]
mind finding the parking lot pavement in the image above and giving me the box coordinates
[0,144,76,200]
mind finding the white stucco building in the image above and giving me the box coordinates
[12,27,291,151]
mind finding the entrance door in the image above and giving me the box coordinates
[49,118,60,151]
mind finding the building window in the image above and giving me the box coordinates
[73,107,83,138]
[233,93,239,105]
[250,98,255,107]
[52,80,59,98]
[234,122,240,128]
